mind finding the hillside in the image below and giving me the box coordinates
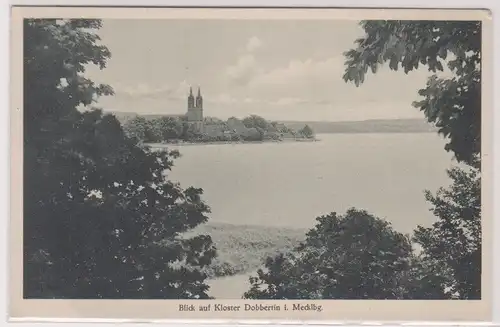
[280,118,437,134]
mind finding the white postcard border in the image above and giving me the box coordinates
[7,4,497,324]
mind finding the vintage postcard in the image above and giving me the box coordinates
[9,6,493,322]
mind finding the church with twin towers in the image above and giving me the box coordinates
[186,86,204,133]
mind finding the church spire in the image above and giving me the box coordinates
[187,86,194,109]
[195,86,203,109]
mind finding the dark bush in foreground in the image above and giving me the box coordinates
[244,208,447,299]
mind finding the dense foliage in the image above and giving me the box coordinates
[343,21,481,166]
[243,203,481,300]
[123,116,188,143]
[337,20,481,300]
[122,114,310,143]
[24,19,215,298]
[414,165,481,299]
[242,114,270,131]
[245,209,435,299]
[299,124,314,138]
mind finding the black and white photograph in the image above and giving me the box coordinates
[10,6,493,321]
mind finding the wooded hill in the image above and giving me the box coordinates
[280,119,437,134]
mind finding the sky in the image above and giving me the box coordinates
[84,19,442,122]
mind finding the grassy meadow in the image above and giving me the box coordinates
[185,222,307,278]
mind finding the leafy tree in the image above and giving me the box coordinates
[123,117,164,143]
[299,124,314,138]
[242,127,264,141]
[143,119,163,143]
[414,165,481,299]
[242,115,270,131]
[180,121,199,140]
[343,21,481,166]
[402,254,451,299]
[244,209,420,299]
[343,21,482,299]
[204,116,223,125]
[24,19,215,298]
[123,116,148,141]
[153,117,183,140]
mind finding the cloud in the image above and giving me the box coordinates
[209,93,238,105]
[250,57,344,89]
[246,36,263,52]
[237,55,435,110]
[116,83,173,98]
[222,55,345,108]
[270,97,310,106]
[244,97,260,104]
[222,56,345,106]
[115,80,190,101]
[169,80,190,100]
[208,93,317,108]
[224,53,345,97]
[224,36,265,85]
[225,54,261,85]
[205,93,265,107]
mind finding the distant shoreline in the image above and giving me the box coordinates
[146,138,319,148]
[108,111,438,134]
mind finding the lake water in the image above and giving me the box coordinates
[164,133,456,298]
[167,133,455,234]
